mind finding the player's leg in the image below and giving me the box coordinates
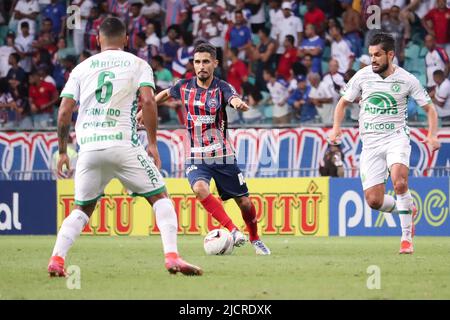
[387,133,415,253]
[187,163,239,233]
[234,196,271,255]
[360,145,396,212]
[118,146,202,275]
[144,191,202,276]
[49,150,112,277]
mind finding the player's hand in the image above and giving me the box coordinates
[136,110,143,126]
[422,134,441,152]
[57,153,74,179]
[328,127,342,145]
[233,100,250,111]
[147,144,161,169]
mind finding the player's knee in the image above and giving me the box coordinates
[393,179,408,194]
[192,181,210,199]
[365,194,383,210]
[236,196,252,212]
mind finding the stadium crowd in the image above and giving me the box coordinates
[0,0,449,129]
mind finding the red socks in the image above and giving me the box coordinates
[200,194,237,232]
[241,202,259,242]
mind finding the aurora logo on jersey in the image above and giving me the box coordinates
[363,92,398,115]
[187,112,215,126]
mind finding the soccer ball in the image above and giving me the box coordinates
[203,229,234,255]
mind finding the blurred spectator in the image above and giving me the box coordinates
[322,59,345,107]
[308,72,334,125]
[288,74,316,123]
[247,0,266,34]
[268,0,283,40]
[141,0,162,36]
[358,54,371,69]
[303,0,326,35]
[276,35,298,81]
[172,32,194,79]
[194,0,226,38]
[319,143,345,177]
[274,2,303,56]
[330,25,354,74]
[253,27,277,92]
[84,5,103,54]
[28,69,58,128]
[161,24,180,71]
[42,0,67,38]
[299,54,313,76]
[381,0,406,14]
[6,53,27,86]
[161,0,189,30]
[425,34,449,90]
[53,37,77,66]
[199,12,226,66]
[0,78,18,129]
[381,5,405,62]
[226,47,248,95]
[0,32,16,78]
[241,81,263,124]
[8,72,32,129]
[128,1,147,51]
[79,50,92,63]
[33,18,58,55]
[299,23,325,74]
[340,0,362,57]
[37,63,56,87]
[423,0,450,56]
[71,0,94,55]
[432,69,450,125]
[151,55,173,90]
[400,0,433,42]
[134,32,154,62]
[225,10,252,60]
[15,21,34,73]
[145,21,161,50]
[108,0,130,23]
[343,68,359,123]
[13,0,39,37]
[263,67,291,125]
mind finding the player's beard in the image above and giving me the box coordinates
[198,71,211,83]
[372,60,389,74]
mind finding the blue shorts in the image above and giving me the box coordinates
[185,158,249,201]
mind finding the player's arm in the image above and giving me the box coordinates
[329,97,351,144]
[421,103,441,151]
[57,97,76,178]
[155,88,171,105]
[229,97,249,111]
[139,86,161,169]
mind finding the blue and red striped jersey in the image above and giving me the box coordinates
[169,77,240,159]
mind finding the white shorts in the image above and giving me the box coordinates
[74,146,166,205]
[360,133,411,190]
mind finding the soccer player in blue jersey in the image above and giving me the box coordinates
[140,43,271,255]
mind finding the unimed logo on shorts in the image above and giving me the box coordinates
[329,178,450,236]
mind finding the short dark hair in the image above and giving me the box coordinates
[21,21,29,29]
[259,27,271,37]
[194,42,217,60]
[263,67,276,77]
[433,69,445,78]
[10,52,21,63]
[285,34,295,45]
[152,55,164,66]
[99,17,126,38]
[369,32,395,53]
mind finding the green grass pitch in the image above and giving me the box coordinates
[1,236,450,300]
